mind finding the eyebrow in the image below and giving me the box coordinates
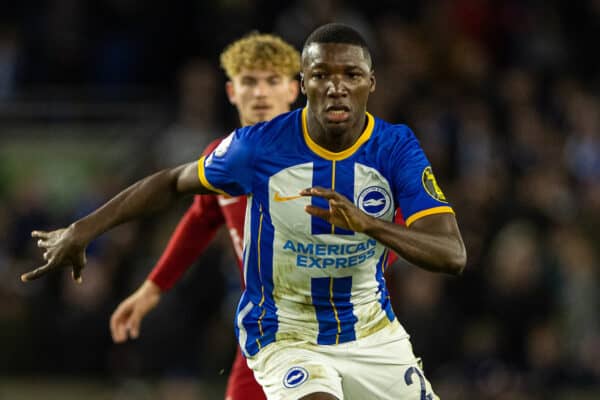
[239,73,283,80]
[309,62,368,70]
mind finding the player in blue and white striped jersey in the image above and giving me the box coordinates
[24,23,466,400]
[199,107,455,357]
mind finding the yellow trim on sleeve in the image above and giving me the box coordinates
[197,155,231,196]
[405,206,455,227]
[302,107,374,160]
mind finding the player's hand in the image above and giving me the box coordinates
[21,226,87,283]
[301,187,372,232]
[110,280,161,343]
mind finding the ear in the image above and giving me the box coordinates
[369,72,376,93]
[225,81,236,104]
[288,79,300,103]
[300,73,306,95]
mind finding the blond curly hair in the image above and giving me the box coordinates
[220,33,300,79]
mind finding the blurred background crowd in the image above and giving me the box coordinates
[0,0,598,399]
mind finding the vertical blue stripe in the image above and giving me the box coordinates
[311,159,355,235]
[311,159,333,235]
[245,198,264,302]
[236,293,262,356]
[240,303,277,356]
[333,159,356,235]
[238,196,278,356]
[375,249,395,321]
[311,276,357,344]
[234,292,251,347]
[257,195,278,341]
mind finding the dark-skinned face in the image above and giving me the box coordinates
[301,43,375,138]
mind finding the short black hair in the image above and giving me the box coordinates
[302,23,372,68]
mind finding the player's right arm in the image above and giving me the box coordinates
[23,125,256,283]
[22,161,216,283]
[302,125,467,276]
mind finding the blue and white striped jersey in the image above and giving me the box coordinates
[198,107,453,357]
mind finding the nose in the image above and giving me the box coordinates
[326,76,348,97]
[253,80,269,97]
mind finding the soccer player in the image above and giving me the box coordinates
[23,23,466,400]
[109,33,300,400]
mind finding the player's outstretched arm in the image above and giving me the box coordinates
[110,280,161,342]
[22,162,215,283]
[302,187,466,275]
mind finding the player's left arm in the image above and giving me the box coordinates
[302,187,466,275]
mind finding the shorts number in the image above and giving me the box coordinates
[404,366,433,400]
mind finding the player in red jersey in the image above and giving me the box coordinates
[109,33,301,400]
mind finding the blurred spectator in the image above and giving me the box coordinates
[561,85,600,185]
[484,220,556,366]
[153,58,224,168]
[0,24,19,100]
[551,225,600,384]
[274,0,376,50]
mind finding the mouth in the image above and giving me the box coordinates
[325,105,351,123]
[252,104,272,112]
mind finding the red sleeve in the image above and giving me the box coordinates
[387,208,406,266]
[148,138,226,291]
[148,195,225,291]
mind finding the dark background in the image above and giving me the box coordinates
[0,1,598,399]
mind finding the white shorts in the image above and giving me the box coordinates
[246,320,439,400]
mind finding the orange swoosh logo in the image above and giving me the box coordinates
[273,191,302,202]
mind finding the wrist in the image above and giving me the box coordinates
[142,279,163,297]
[68,221,93,248]
[360,215,382,236]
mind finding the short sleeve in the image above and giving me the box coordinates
[198,126,257,196]
[389,126,454,227]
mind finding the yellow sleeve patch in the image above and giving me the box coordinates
[422,166,447,202]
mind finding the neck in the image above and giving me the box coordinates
[239,116,251,127]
